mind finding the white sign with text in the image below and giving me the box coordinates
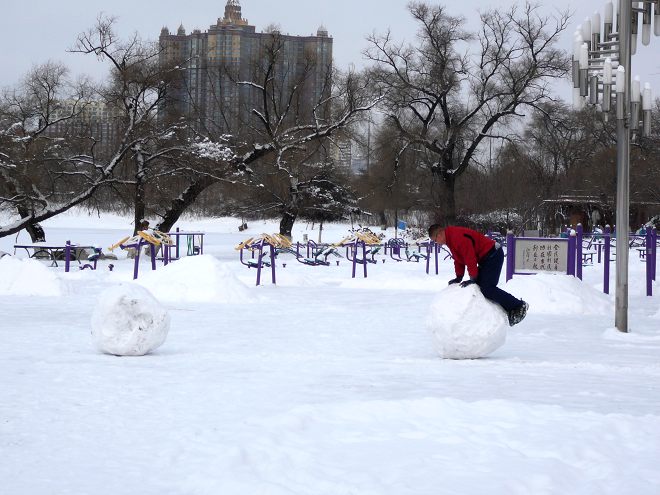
[514,239,568,273]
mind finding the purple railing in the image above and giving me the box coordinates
[506,224,657,297]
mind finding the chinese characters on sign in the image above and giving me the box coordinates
[514,239,568,273]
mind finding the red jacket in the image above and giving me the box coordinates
[444,226,495,279]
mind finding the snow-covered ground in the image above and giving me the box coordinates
[1,211,659,495]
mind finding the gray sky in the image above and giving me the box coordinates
[2,0,659,103]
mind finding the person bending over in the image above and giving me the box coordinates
[428,224,529,326]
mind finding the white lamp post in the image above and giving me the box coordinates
[571,1,658,332]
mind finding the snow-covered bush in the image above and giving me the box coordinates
[91,284,169,356]
[427,285,508,359]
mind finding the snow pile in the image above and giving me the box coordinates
[136,255,254,303]
[91,284,169,356]
[505,273,611,315]
[427,285,508,359]
[0,256,63,296]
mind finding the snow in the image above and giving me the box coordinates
[135,254,255,304]
[191,138,235,161]
[505,273,611,315]
[0,256,63,296]
[1,211,659,494]
[91,283,170,356]
[427,284,508,359]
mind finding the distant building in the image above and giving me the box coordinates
[330,132,353,171]
[45,100,123,158]
[158,0,333,134]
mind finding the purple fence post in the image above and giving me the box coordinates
[646,229,653,296]
[426,241,434,275]
[150,242,157,271]
[506,231,515,282]
[362,241,368,278]
[434,242,439,275]
[351,242,357,279]
[175,227,180,259]
[200,234,204,255]
[576,224,583,280]
[133,239,142,280]
[270,244,276,284]
[64,240,71,273]
[653,228,657,282]
[255,240,263,286]
[567,231,576,277]
[604,226,611,294]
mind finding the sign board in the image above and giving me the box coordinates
[514,238,568,273]
[397,220,407,230]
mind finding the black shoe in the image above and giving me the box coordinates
[508,301,529,327]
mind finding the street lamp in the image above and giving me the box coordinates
[572,0,658,333]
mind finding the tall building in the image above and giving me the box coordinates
[159,0,333,135]
[45,100,123,159]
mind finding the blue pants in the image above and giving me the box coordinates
[476,247,522,312]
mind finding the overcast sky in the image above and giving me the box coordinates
[2,0,659,103]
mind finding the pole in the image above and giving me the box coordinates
[576,224,583,280]
[604,225,611,295]
[615,0,631,332]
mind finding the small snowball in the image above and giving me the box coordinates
[427,285,508,359]
[91,284,170,356]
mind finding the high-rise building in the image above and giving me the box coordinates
[159,0,333,135]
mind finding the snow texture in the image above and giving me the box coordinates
[427,284,507,359]
[505,273,610,315]
[0,256,63,296]
[91,283,170,356]
[136,254,254,303]
[1,211,659,494]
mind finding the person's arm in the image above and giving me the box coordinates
[460,235,479,280]
[453,258,465,280]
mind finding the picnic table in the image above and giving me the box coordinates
[13,241,101,272]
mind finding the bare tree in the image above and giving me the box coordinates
[71,15,191,234]
[0,62,94,240]
[365,1,570,224]
[155,32,380,237]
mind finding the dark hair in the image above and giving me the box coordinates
[428,224,444,239]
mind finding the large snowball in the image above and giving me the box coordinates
[91,284,170,356]
[427,285,508,359]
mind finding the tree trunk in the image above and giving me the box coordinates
[17,206,46,242]
[156,175,218,233]
[4,176,47,241]
[133,177,146,234]
[432,170,457,225]
[378,210,387,228]
[279,206,299,238]
[132,145,147,234]
[279,179,301,239]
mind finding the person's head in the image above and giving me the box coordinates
[428,224,446,245]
